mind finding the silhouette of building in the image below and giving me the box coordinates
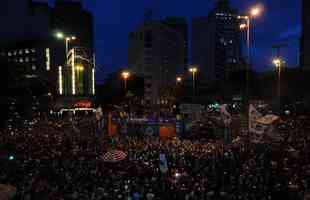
[53,0,95,97]
[192,0,242,83]
[128,21,185,104]
[163,17,188,68]
[0,0,95,98]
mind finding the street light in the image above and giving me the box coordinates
[238,5,263,97]
[55,32,76,56]
[273,58,284,112]
[176,76,182,84]
[189,66,198,97]
[121,70,130,91]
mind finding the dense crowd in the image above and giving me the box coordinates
[1,113,310,199]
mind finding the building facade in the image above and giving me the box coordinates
[53,0,95,97]
[192,0,242,83]
[0,0,95,99]
[163,17,188,68]
[128,21,185,104]
[301,0,310,70]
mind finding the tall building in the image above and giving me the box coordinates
[128,20,185,104]
[52,0,95,97]
[301,0,310,70]
[0,0,95,101]
[163,17,188,67]
[0,0,51,46]
[192,0,242,82]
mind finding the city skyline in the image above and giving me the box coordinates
[78,0,301,83]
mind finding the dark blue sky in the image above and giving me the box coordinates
[80,0,301,83]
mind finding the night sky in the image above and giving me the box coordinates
[77,0,301,83]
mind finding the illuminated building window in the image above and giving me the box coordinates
[19,50,23,55]
[13,51,17,55]
[32,65,36,70]
[25,57,29,62]
[45,48,50,71]
[31,48,35,53]
[25,49,29,54]
[19,58,23,63]
[8,52,12,56]
[31,58,36,62]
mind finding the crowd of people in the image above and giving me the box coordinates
[1,112,310,199]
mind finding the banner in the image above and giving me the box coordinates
[249,105,281,143]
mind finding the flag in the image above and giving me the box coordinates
[159,153,168,173]
[249,105,281,143]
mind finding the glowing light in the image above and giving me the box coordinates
[45,48,50,71]
[72,49,76,95]
[273,58,282,67]
[240,23,247,30]
[58,66,63,95]
[122,71,130,80]
[92,68,95,95]
[250,7,262,17]
[56,32,64,39]
[189,67,198,73]
[76,65,84,71]
[176,76,182,83]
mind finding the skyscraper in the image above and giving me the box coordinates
[163,17,188,67]
[128,20,185,104]
[52,0,95,96]
[301,0,310,70]
[192,0,242,82]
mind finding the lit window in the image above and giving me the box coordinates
[25,49,29,54]
[8,52,12,56]
[19,50,23,55]
[13,51,17,55]
[31,58,36,62]
[19,58,23,63]
[31,48,36,53]
[25,57,29,62]
[32,65,36,70]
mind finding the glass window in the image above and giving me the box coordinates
[13,51,17,55]
[8,52,12,56]
[19,50,23,55]
[31,48,36,53]
[25,49,29,54]
[32,65,36,70]
[31,57,36,62]
[25,57,29,62]
[19,58,23,63]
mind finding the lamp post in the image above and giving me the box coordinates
[273,58,284,113]
[189,66,198,97]
[122,71,130,91]
[238,5,263,99]
[55,32,76,57]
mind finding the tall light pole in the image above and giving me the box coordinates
[122,71,130,91]
[238,5,263,99]
[273,58,284,113]
[189,66,198,97]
